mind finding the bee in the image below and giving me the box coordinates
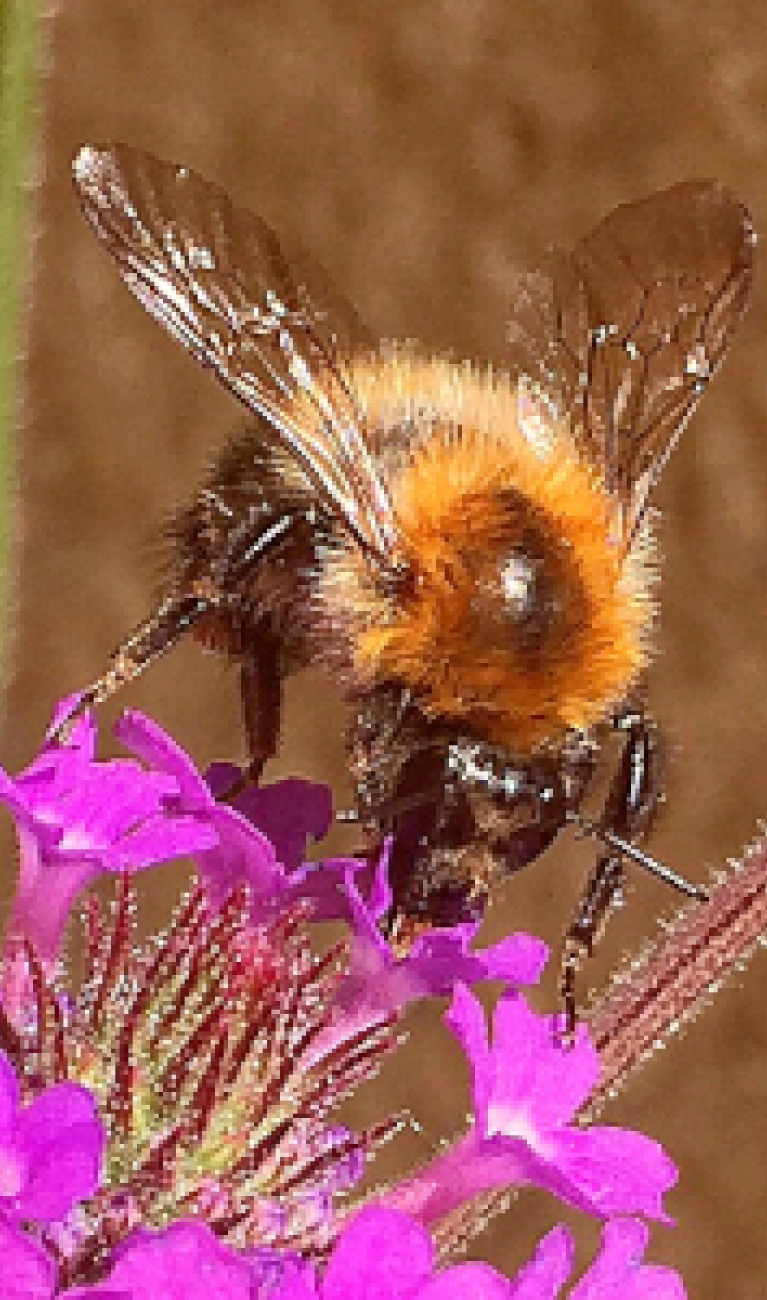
[64,144,754,1031]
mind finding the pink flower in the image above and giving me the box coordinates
[1,705,216,958]
[381,986,677,1226]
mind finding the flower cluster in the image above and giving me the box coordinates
[0,704,686,1296]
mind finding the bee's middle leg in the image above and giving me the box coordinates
[238,620,283,787]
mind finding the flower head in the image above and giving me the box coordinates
[0,880,404,1285]
[0,704,688,1294]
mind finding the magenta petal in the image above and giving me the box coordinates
[195,820,285,914]
[419,1263,514,1299]
[287,855,373,925]
[477,933,549,985]
[118,716,333,896]
[384,1120,674,1230]
[14,1080,100,1140]
[444,988,598,1138]
[508,1225,574,1300]
[104,1222,262,1299]
[550,1128,677,1222]
[406,928,547,998]
[622,1266,687,1300]
[66,1291,131,1299]
[115,710,208,808]
[0,768,36,827]
[488,997,598,1131]
[21,1121,103,1221]
[570,1220,648,1298]
[323,1207,434,1300]
[204,762,241,800]
[56,763,177,838]
[444,985,493,1127]
[14,1081,104,1222]
[0,1219,57,1300]
[111,814,217,869]
[10,843,104,960]
[221,776,333,871]
[571,1220,686,1299]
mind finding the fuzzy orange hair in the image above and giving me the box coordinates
[325,354,655,754]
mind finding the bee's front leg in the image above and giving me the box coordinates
[48,589,225,742]
[560,707,665,1040]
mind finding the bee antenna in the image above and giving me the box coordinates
[47,590,210,745]
[565,811,708,902]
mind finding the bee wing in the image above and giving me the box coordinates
[506,182,756,543]
[72,144,398,567]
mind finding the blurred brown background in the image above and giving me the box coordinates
[4,2,767,1294]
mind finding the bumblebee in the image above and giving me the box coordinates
[64,145,755,1029]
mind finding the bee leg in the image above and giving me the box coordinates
[238,621,283,786]
[211,622,283,806]
[48,590,216,742]
[602,706,666,841]
[561,851,625,1044]
[560,708,664,1041]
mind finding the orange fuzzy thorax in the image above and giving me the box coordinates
[329,354,655,754]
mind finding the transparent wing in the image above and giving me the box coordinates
[72,143,397,566]
[506,181,756,543]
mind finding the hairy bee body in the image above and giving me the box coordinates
[165,350,653,927]
[67,145,755,1020]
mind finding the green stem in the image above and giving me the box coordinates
[0,0,40,649]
